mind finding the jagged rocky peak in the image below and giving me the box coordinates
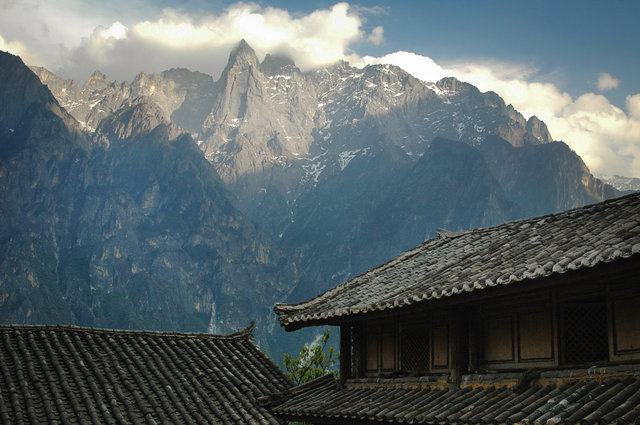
[260,53,300,75]
[29,65,78,91]
[84,70,109,91]
[161,67,214,86]
[28,66,82,110]
[0,51,57,131]
[131,71,153,87]
[130,71,187,118]
[0,50,89,164]
[504,104,526,125]
[94,96,185,145]
[597,175,640,193]
[224,39,260,72]
[525,115,552,144]
[436,76,468,96]
[131,71,177,92]
[436,76,503,109]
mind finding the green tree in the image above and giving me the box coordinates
[282,329,338,385]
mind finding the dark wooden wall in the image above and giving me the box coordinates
[344,276,640,379]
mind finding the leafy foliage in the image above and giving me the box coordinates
[282,329,338,385]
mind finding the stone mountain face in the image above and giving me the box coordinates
[2,52,297,355]
[596,175,640,193]
[198,48,555,215]
[1,53,92,326]
[30,65,216,135]
[200,40,318,193]
[36,41,555,209]
[279,139,524,295]
[478,136,619,216]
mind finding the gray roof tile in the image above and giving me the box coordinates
[267,368,640,425]
[0,324,292,424]
[275,193,640,328]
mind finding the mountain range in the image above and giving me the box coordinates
[0,40,622,358]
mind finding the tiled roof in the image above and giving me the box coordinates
[0,323,292,424]
[267,366,640,425]
[274,192,640,328]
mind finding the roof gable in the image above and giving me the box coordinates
[275,192,640,329]
[0,324,292,424]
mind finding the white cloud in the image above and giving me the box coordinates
[358,51,449,83]
[0,0,121,72]
[0,1,378,82]
[597,72,619,91]
[457,69,640,178]
[81,22,129,64]
[445,61,572,119]
[0,35,47,67]
[626,94,640,120]
[368,26,384,45]
[547,93,640,178]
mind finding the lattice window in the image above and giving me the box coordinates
[400,327,429,373]
[351,325,362,378]
[562,299,608,364]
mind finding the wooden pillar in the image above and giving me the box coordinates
[468,308,480,374]
[450,311,468,387]
[339,325,351,384]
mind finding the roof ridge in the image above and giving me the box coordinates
[436,228,471,238]
[0,323,256,340]
[228,321,255,339]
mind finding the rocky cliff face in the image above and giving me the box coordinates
[200,40,317,200]
[1,53,92,326]
[35,41,557,207]
[279,138,524,295]
[31,65,215,135]
[597,175,640,193]
[478,136,618,216]
[2,52,296,353]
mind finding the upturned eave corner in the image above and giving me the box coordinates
[274,302,311,329]
[229,321,256,339]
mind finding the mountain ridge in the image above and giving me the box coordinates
[32,42,553,181]
[2,51,300,356]
[28,40,619,285]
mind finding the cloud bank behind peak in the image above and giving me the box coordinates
[13,2,379,83]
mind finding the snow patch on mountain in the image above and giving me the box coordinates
[338,149,360,170]
[597,175,640,192]
[304,161,326,183]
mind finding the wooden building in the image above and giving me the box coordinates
[267,193,640,425]
[0,323,292,424]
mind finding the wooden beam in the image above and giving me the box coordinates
[340,325,351,383]
[450,310,468,386]
[468,307,480,373]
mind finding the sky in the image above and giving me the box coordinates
[1,0,639,178]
